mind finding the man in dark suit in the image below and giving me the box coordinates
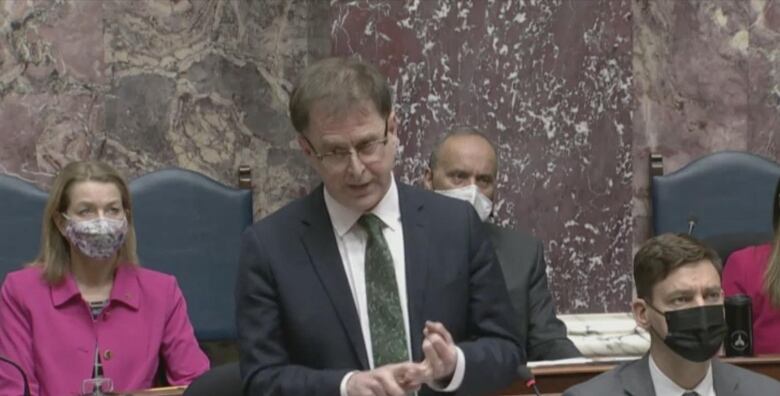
[235,58,521,396]
[423,128,580,361]
[564,234,780,395]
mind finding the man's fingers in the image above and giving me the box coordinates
[373,368,406,396]
[365,376,387,396]
[425,321,454,344]
[426,333,452,359]
[398,362,430,388]
[422,338,445,376]
[348,372,386,396]
[429,333,456,363]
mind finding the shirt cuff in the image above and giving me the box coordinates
[340,370,358,396]
[428,346,465,392]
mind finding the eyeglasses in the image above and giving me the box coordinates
[302,118,389,171]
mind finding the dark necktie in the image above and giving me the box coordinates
[358,214,409,367]
[682,392,700,396]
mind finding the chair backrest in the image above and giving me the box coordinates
[0,175,48,279]
[651,151,780,247]
[182,362,242,396]
[129,168,252,341]
[702,232,773,264]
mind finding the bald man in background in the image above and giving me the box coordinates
[424,127,580,361]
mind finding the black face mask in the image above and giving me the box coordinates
[645,303,727,362]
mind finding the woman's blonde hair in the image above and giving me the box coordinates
[764,178,780,307]
[33,161,138,283]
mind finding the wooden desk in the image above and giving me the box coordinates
[120,386,186,396]
[120,356,780,396]
[498,355,780,395]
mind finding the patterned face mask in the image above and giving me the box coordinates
[63,216,128,260]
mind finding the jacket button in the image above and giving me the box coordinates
[103,349,112,360]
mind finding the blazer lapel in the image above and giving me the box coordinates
[300,186,369,369]
[619,355,656,396]
[398,184,429,362]
[712,359,739,395]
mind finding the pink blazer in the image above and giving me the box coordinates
[0,265,209,396]
[723,243,780,354]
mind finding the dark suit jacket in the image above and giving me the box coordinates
[563,354,780,395]
[485,224,580,361]
[235,183,522,396]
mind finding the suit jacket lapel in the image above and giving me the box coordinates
[300,186,369,369]
[398,183,429,362]
[619,355,656,396]
[712,359,739,395]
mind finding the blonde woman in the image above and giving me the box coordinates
[723,177,780,354]
[0,161,208,395]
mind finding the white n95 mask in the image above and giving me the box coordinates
[435,184,493,221]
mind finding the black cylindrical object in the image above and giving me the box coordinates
[724,294,753,357]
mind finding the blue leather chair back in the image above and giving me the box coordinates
[652,151,780,244]
[129,168,252,341]
[0,175,47,278]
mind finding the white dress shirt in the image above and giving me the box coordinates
[327,178,464,395]
[649,354,716,396]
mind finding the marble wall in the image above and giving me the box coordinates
[0,0,324,218]
[633,0,780,247]
[330,0,634,313]
[1,0,779,313]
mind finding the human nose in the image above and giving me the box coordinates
[345,149,366,174]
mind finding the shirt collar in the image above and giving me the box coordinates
[50,273,81,307]
[324,176,401,237]
[649,354,714,396]
[51,264,140,310]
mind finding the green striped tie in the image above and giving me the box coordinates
[359,214,409,367]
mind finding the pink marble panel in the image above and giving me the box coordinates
[331,0,634,313]
[0,0,106,184]
[1,0,779,313]
[101,0,320,217]
[633,0,780,251]
[0,0,322,219]
[747,0,780,157]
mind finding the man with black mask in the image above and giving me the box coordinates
[564,233,780,396]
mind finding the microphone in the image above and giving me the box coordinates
[687,215,697,235]
[517,365,541,396]
[0,355,30,396]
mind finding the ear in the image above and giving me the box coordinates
[423,167,434,190]
[632,297,651,330]
[387,111,398,140]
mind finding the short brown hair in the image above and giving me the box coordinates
[634,233,722,301]
[33,161,138,283]
[289,57,392,134]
